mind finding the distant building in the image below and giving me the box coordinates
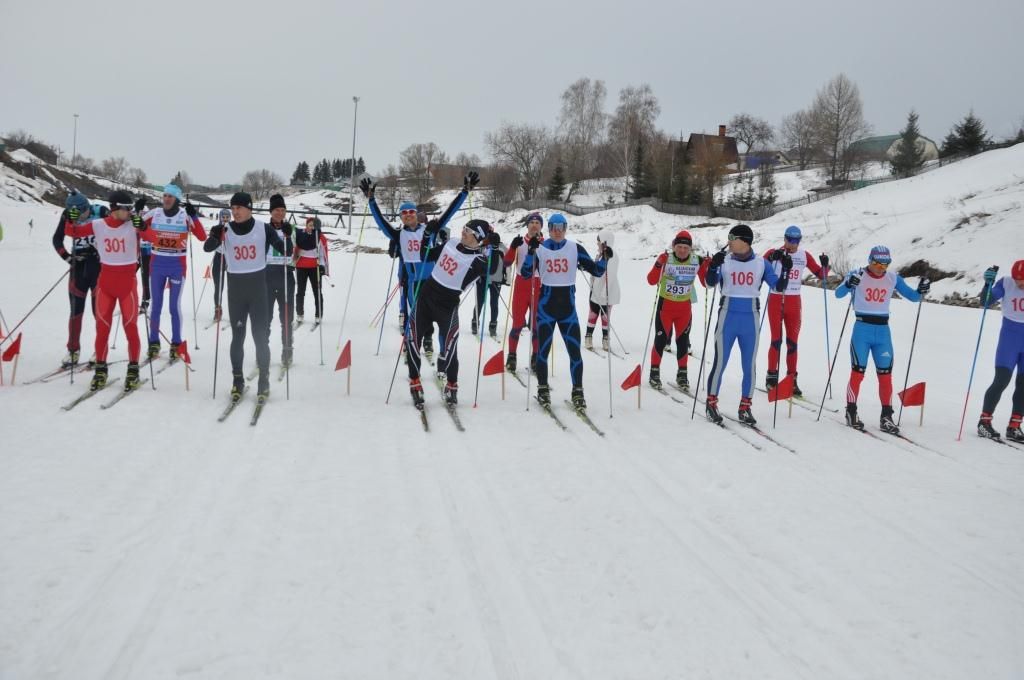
[684,125,740,170]
[741,150,793,170]
[848,134,940,162]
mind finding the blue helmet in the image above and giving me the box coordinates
[784,225,802,242]
[548,213,568,230]
[65,190,90,214]
[398,201,417,213]
[868,245,892,265]
[162,184,183,201]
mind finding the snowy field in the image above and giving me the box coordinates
[1,148,1023,679]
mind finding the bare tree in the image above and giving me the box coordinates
[241,169,284,202]
[607,84,661,179]
[484,122,550,200]
[779,109,818,170]
[556,77,608,199]
[71,154,97,173]
[453,152,482,167]
[100,156,130,183]
[728,113,774,154]
[810,73,871,183]
[376,163,402,215]
[128,166,148,187]
[487,163,519,205]
[399,142,447,202]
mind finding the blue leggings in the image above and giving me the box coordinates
[149,256,185,344]
[535,287,583,388]
[707,306,759,399]
[849,321,894,371]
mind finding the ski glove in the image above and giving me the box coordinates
[769,249,785,262]
[710,250,727,268]
[655,252,668,267]
[602,246,614,260]
[67,207,81,221]
[983,266,998,284]
[184,200,198,218]
[63,253,85,263]
[281,223,293,237]
[487,232,501,247]
[509,235,524,250]
[388,239,399,259]
[779,253,792,269]
[527,235,542,251]
[209,225,225,243]
[318,265,326,277]
[134,197,147,213]
[917,277,930,295]
[131,214,144,229]
[464,171,480,191]
[140,298,150,313]
[359,177,376,198]
[819,254,830,270]
[846,273,861,289]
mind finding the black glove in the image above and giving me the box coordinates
[487,232,500,247]
[602,245,614,260]
[359,177,375,198]
[510,235,524,250]
[184,200,197,218]
[819,254,830,270]
[134,197,147,213]
[464,171,480,191]
[846,272,861,289]
[710,250,726,268]
[131,214,144,229]
[210,225,225,242]
[318,265,326,277]
[139,298,150,313]
[67,206,81,221]
[388,239,399,258]
[527,235,542,251]
[779,253,792,269]
[917,277,930,295]
[769,249,785,262]
[281,223,293,237]
[63,252,85,263]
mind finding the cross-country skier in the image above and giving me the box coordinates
[835,245,929,434]
[977,260,1024,442]
[63,190,148,392]
[647,230,705,390]
[704,224,791,425]
[265,194,295,367]
[139,184,206,360]
[503,212,544,373]
[471,221,505,338]
[52,191,107,368]
[585,229,620,352]
[762,225,828,396]
[520,213,610,409]
[405,219,502,406]
[361,172,477,355]
[295,216,329,323]
[203,192,290,401]
[211,208,230,321]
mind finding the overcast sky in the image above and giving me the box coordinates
[2,0,1021,186]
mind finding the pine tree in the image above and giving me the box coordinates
[891,109,926,178]
[943,111,991,156]
[756,164,777,207]
[546,163,567,201]
[291,161,309,185]
[356,157,366,175]
[626,136,652,200]
[299,161,310,183]
[332,159,343,180]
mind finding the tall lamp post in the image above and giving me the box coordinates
[347,96,359,235]
[72,113,79,167]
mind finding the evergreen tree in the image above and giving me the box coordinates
[756,164,777,207]
[299,161,310,183]
[290,161,309,185]
[332,159,343,180]
[943,110,991,156]
[356,157,366,175]
[546,163,567,201]
[626,137,652,199]
[891,109,926,177]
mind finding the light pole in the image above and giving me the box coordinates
[72,114,79,168]
[347,96,359,236]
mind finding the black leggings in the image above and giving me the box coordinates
[407,281,461,383]
[296,267,323,318]
[473,280,500,326]
[227,271,271,376]
[982,368,1024,417]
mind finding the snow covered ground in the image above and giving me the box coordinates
[1,168,1023,678]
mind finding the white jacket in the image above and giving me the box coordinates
[589,229,620,305]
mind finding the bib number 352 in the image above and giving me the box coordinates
[439,253,458,275]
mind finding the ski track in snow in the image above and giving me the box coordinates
[2,159,1024,679]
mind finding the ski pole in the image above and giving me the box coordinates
[195,273,209,312]
[0,269,69,347]
[212,251,227,399]
[283,248,291,401]
[336,211,368,350]
[317,241,325,366]
[375,258,397,355]
[602,276,614,419]
[140,303,156,390]
[637,268,662,410]
[691,249,724,420]
[526,256,539,412]
[817,291,856,421]
[369,282,401,329]
[896,286,927,427]
[0,305,8,335]
[499,265,516,400]
[189,229,199,349]
[67,257,77,385]
[472,246,494,408]
[822,264,832,399]
[956,267,998,440]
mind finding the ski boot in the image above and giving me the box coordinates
[214,305,222,322]
[505,353,517,372]
[314,316,321,324]
[601,333,610,352]
[90,361,109,392]
[649,366,662,390]
[257,371,270,403]
[410,378,425,409]
[571,386,587,411]
[765,370,779,390]
[231,373,245,402]
[1007,414,1024,443]
[488,321,497,339]
[146,341,160,360]
[845,403,865,430]
[124,362,141,392]
[880,406,899,435]
[537,384,551,407]
[791,373,802,398]
[584,334,594,350]
[86,353,98,369]
[444,381,458,406]
[169,344,180,362]
[61,350,80,369]
[738,397,757,426]
[296,313,304,324]
[676,367,689,391]
[282,347,293,369]
[705,395,723,424]
[977,413,1000,439]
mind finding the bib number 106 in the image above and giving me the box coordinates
[730,271,755,286]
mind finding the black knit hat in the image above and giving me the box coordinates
[269,194,286,211]
[230,192,253,209]
[108,190,134,210]
[729,224,754,245]
[465,219,491,243]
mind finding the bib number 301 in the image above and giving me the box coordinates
[104,237,126,253]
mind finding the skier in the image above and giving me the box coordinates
[976,260,1024,442]
[295,216,329,324]
[211,208,230,321]
[503,212,544,372]
[404,219,502,406]
[471,221,505,338]
[762,225,828,396]
[704,224,791,425]
[520,213,611,409]
[52,191,107,368]
[361,171,477,355]
[585,229,620,352]
[647,230,705,390]
[835,245,929,434]
[139,184,207,360]
[203,192,290,401]
[265,194,295,367]
[63,190,148,392]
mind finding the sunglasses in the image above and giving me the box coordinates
[727,234,744,241]
[869,260,890,270]
[785,236,801,244]
[400,209,417,216]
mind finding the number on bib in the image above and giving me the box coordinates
[864,287,888,303]
[730,271,755,286]
[407,239,420,252]
[439,253,458,275]
[545,258,569,274]
[1012,298,1023,312]
[104,238,126,253]
[234,245,258,260]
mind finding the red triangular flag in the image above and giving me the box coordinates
[176,341,191,365]
[203,264,212,279]
[483,350,504,376]
[621,364,642,390]
[335,340,352,371]
[898,381,926,407]
[2,333,23,362]
[768,375,794,402]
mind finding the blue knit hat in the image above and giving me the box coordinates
[399,201,417,213]
[548,213,568,230]
[65,190,90,214]
[868,245,892,265]
[784,225,802,242]
[163,184,183,201]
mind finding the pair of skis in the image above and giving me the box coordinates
[61,377,149,411]
[216,386,268,426]
[532,395,605,436]
[663,385,795,453]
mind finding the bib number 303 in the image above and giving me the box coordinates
[234,245,258,260]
